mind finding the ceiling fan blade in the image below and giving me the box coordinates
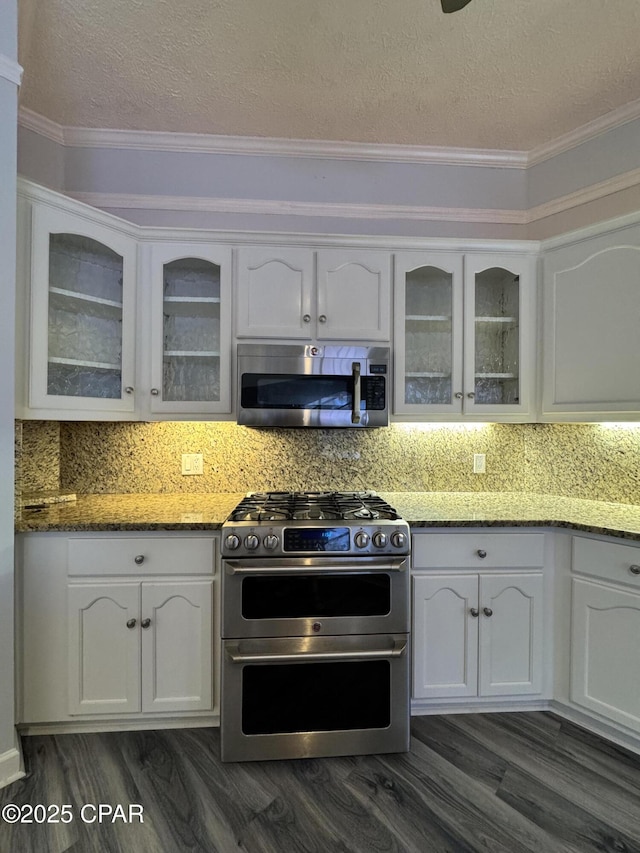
[441,0,473,12]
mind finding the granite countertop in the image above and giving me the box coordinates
[15,491,640,540]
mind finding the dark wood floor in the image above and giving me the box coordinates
[2,712,640,852]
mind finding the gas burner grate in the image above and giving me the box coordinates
[227,491,400,523]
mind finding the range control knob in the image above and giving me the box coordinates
[225,534,241,551]
[372,531,387,549]
[354,531,370,549]
[263,534,279,551]
[390,531,407,549]
[244,534,260,551]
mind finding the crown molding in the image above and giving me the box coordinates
[527,98,640,167]
[0,54,22,87]
[17,107,64,143]
[17,107,526,168]
[67,163,640,228]
[68,191,528,225]
[525,165,640,223]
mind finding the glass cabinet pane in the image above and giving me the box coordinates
[404,266,453,405]
[162,258,221,402]
[474,267,520,405]
[47,233,123,398]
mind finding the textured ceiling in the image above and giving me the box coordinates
[17,0,640,150]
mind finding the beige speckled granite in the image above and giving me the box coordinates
[15,490,640,541]
[16,421,640,504]
[380,492,640,540]
[17,493,244,532]
[55,421,524,494]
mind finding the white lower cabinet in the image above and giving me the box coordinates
[413,572,543,699]
[17,532,218,727]
[570,536,640,734]
[411,531,546,703]
[68,580,213,716]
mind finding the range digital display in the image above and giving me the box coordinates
[283,527,350,552]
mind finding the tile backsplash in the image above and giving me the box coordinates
[15,420,640,505]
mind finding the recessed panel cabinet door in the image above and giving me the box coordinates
[317,250,391,340]
[478,573,543,696]
[68,583,141,715]
[236,247,314,338]
[542,228,640,418]
[141,581,213,713]
[571,578,640,732]
[413,574,478,699]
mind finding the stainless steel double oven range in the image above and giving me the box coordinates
[220,491,411,762]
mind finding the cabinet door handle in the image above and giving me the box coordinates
[318,314,327,323]
[454,392,463,399]
[124,386,134,394]
[134,555,145,565]
[141,618,151,629]
[126,618,137,629]
[469,607,479,618]
[477,549,487,559]
[630,565,640,575]
[302,314,311,323]
[483,607,493,617]
[150,388,160,396]
[467,392,475,399]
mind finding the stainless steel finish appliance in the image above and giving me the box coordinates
[237,344,389,428]
[221,491,411,762]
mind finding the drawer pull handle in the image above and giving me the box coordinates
[134,555,145,565]
[477,549,487,559]
[469,607,479,618]
[483,607,493,617]
[630,565,640,575]
[141,618,151,629]
[126,618,137,629]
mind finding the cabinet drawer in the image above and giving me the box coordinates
[68,536,216,576]
[572,536,640,587]
[412,532,545,570]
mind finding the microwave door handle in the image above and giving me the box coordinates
[352,361,361,423]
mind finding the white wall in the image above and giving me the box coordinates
[0,0,23,789]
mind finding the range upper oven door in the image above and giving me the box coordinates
[222,556,410,639]
[237,343,389,427]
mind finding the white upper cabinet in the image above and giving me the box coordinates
[542,223,640,420]
[394,251,536,420]
[237,246,391,341]
[28,201,137,417]
[316,249,391,340]
[145,242,232,416]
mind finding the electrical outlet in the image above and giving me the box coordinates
[181,453,204,475]
[473,453,486,474]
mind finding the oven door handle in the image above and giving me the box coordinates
[225,638,408,664]
[224,558,407,575]
[351,361,361,424]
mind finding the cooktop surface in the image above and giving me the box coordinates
[226,491,402,523]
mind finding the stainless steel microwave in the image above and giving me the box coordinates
[237,344,389,428]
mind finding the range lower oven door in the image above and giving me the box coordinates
[222,557,409,639]
[221,634,410,762]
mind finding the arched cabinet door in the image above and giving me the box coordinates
[141,581,213,713]
[236,247,314,339]
[542,226,640,419]
[478,573,543,696]
[68,583,141,715]
[30,203,137,417]
[146,242,232,415]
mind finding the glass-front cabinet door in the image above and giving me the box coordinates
[463,254,535,418]
[147,243,232,415]
[394,253,463,416]
[29,203,137,415]
[395,252,535,419]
